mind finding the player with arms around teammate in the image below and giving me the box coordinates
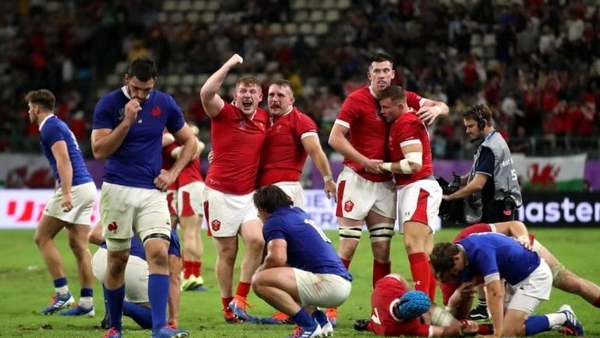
[200,54,269,323]
[27,89,96,316]
[430,234,585,337]
[327,51,448,323]
[92,56,196,338]
[376,85,442,300]
[163,127,207,291]
[251,185,352,338]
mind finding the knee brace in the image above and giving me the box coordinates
[338,227,362,241]
[369,223,395,243]
[139,227,171,246]
[551,261,567,286]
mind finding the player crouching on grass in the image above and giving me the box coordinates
[353,273,486,337]
[251,185,352,338]
[88,221,183,330]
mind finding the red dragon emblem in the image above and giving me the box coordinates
[527,163,559,190]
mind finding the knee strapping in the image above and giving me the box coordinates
[338,227,362,241]
[551,262,567,286]
[430,305,455,326]
[369,223,395,243]
[105,238,132,251]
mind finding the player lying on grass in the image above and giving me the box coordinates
[88,221,182,329]
[431,232,584,337]
[440,221,600,319]
[353,273,488,337]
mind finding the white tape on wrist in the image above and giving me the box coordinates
[380,163,393,172]
[399,159,412,174]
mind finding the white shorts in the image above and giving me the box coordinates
[397,179,442,233]
[177,181,205,217]
[293,269,352,308]
[203,187,259,237]
[100,182,171,244]
[273,181,305,209]
[43,181,96,225]
[505,260,552,315]
[91,247,149,303]
[336,167,396,220]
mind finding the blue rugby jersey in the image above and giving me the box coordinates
[458,232,540,285]
[39,115,92,186]
[92,87,185,189]
[263,207,352,280]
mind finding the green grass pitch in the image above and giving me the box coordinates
[0,228,599,337]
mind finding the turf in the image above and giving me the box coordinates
[1,228,599,337]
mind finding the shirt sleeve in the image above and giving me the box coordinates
[405,90,424,110]
[41,122,66,148]
[296,113,318,138]
[92,97,115,130]
[263,216,287,242]
[166,95,186,134]
[475,147,495,176]
[336,96,358,128]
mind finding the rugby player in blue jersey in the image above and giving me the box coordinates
[26,89,96,317]
[430,233,584,337]
[88,221,182,330]
[251,185,353,338]
[91,56,196,338]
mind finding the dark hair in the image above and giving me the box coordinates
[126,56,158,82]
[462,104,492,128]
[25,89,55,112]
[429,242,460,278]
[253,185,293,214]
[377,85,406,102]
[369,51,394,66]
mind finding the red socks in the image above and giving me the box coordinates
[236,282,251,298]
[408,252,431,297]
[373,260,391,287]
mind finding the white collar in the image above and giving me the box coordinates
[38,114,55,131]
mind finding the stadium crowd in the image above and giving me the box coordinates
[1,0,600,159]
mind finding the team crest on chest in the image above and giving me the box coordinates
[239,120,246,130]
[152,106,162,117]
[344,200,354,212]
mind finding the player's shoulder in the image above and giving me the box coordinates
[97,88,127,107]
[345,86,370,100]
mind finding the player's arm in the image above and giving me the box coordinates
[91,100,141,161]
[167,253,181,327]
[494,221,531,248]
[257,239,288,271]
[446,281,475,319]
[445,147,493,201]
[328,122,382,174]
[378,140,422,174]
[88,220,104,246]
[166,124,197,179]
[200,54,243,118]
[484,277,504,337]
[51,140,74,211]
[301,134,336,201]
[416,98,449,125]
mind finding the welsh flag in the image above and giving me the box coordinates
[513,153,587,191]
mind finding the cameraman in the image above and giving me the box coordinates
[442,104,522,320]
[442,104,521,223]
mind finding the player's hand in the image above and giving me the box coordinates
[61,192,73,212]
[324,180,337,203]
[124,99,142,124]
[416,105,441,125]
[515,235,532,250]
[460,319,479,334]
[363,159,383,174]
[225,54,244,69]
[154,169,176,191]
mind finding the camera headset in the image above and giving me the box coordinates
[470,105,487,143]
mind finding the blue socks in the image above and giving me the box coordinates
[148,274,169,333]
[106,284,125,331]
[291,309,316,328]
[525,315,551,336]
[124,301,152,329]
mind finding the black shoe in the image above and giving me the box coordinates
[468,305,489,320]
[354,319,371,332]
[100,312,110,329]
